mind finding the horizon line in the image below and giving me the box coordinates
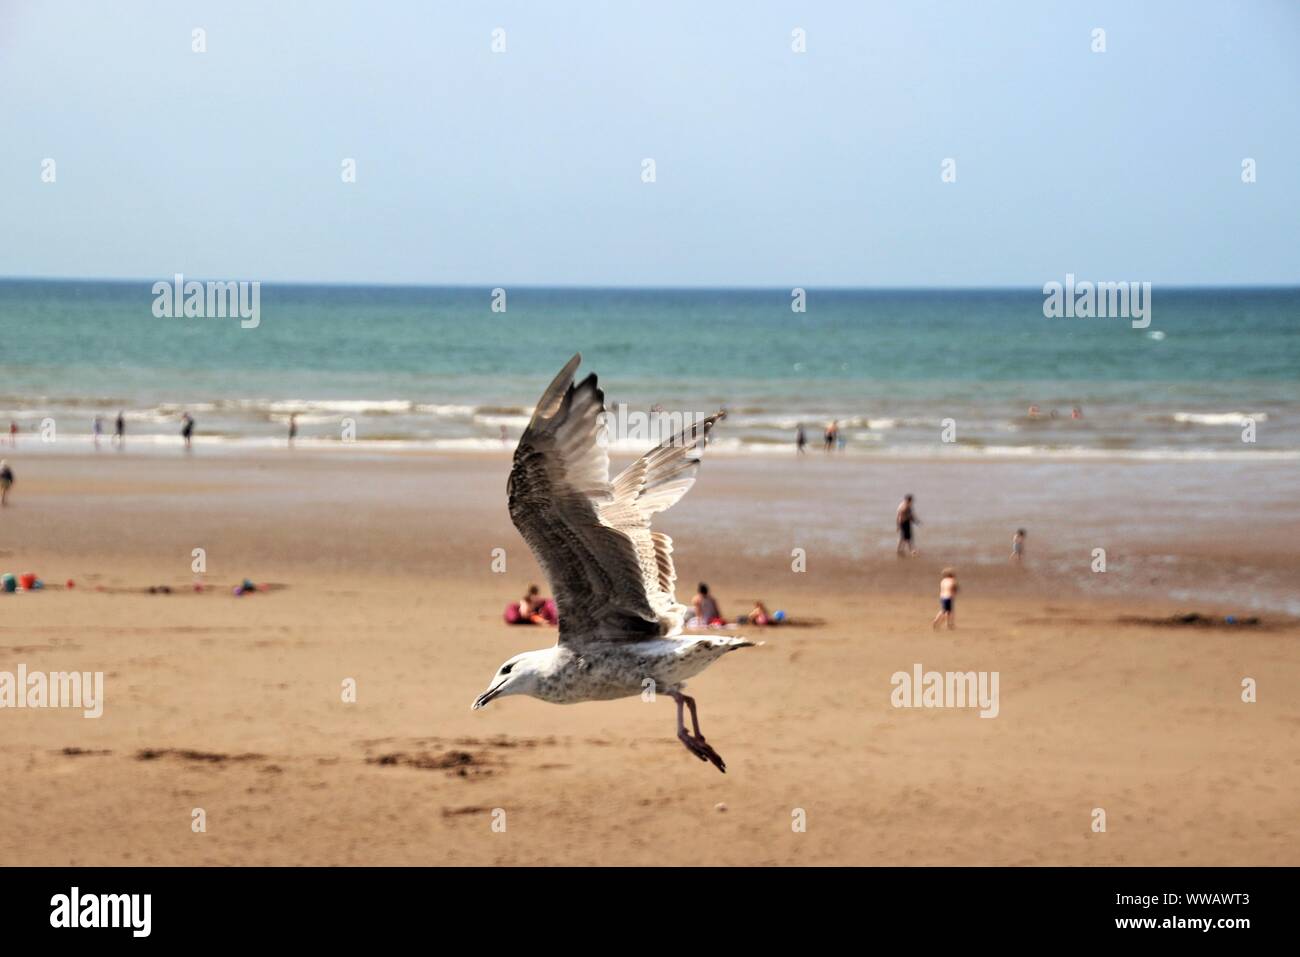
[3,275,1300,293]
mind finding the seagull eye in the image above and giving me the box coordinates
[500,663,514,675]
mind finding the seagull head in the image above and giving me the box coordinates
[471,649,553,710]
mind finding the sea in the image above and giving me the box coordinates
[1,280,1296,459]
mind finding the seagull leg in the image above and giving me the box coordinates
[683,694,705,738]
[671,691,726,773]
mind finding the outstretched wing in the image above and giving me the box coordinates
[600,410,724,638]
[506,354,722,645]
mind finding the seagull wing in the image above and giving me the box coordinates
[600,410,724,638]
[507,354,721,645]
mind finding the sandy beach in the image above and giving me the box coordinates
[1,448,1296,866]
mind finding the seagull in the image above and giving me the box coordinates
[472,353,756,772]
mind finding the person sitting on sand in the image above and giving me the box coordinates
[932,567,958,630]
[691,582,725,627]
[521,584,557,625]
[1011,528,1026,563]
[748,600,772,626]
[0,460,12,506]
[519,585,545,623]
[504,584,556,626]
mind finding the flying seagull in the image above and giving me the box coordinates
[472,353,756,772]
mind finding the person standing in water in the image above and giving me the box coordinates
[795,423,807,455]
[180,412,194,450]
[114,411,126,448]
[92,416,103,449]
[288,413,298,447]
[896,494,920,557]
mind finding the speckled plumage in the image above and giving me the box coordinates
[528,635,756,704]
[472,353,757,772]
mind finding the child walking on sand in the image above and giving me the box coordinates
[1011,528,1025,563]
[932,567,958,630]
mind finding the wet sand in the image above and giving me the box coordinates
[0,450,1296,865]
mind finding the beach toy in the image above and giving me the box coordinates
[1225,615,1237,625]
[66,579,75,589]
[773,609,786,623]
[19,573,37,591]
[2,574,15,594]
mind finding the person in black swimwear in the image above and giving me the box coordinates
[823,421,836,452]
[896,493,919,557]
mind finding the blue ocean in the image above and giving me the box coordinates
[1,279,1296,457]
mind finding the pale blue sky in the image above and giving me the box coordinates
[3,1,1298,286]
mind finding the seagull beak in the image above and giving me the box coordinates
[471,679,508,711]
